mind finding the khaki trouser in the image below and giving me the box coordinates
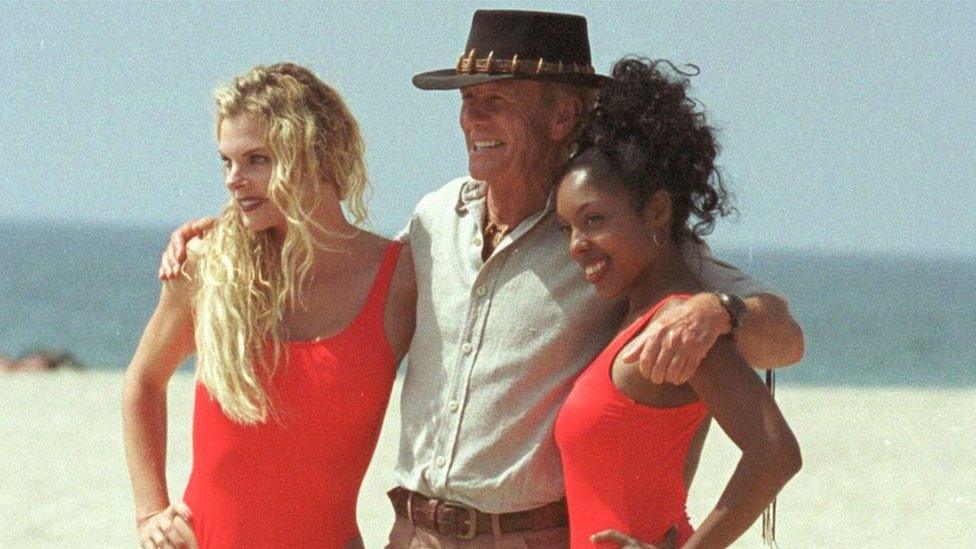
[386,516,569,549]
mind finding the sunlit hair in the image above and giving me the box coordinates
[194,62,368,424]
[564,58,732,244]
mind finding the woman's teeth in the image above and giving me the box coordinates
[584,259,607,279]
[239,198,264,211]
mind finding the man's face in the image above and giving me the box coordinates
[459,80,561,187]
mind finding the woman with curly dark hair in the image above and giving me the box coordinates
[553,58,802,548]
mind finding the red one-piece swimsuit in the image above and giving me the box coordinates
[183,242,402,548]
[555,295,708,548]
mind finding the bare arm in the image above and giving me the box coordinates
[682,337,802,548]
[623,234,806,385]
[686,241,805,368]
[122,269,197,547]
[383,243,417,363]
[622,290,805,386]
[731,292,804,367]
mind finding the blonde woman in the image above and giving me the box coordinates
[122,63,415,548]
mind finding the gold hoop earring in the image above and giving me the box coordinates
[652,230,666,248]
[567,141,580,159]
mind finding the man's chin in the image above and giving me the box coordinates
[468,159,504,183]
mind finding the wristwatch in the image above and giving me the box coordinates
[714,292,748,335]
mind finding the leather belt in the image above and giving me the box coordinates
[388,487,568,540]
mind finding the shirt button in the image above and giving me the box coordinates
[472,236,481,246]
[462,342,473,354]
[448,400,459,412]
[436,456,446,467]
[475,285,487,297]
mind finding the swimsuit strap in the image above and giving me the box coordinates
[359,241,404,320]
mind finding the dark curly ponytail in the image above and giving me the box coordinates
[566,57,733,243]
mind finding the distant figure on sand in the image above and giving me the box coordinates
[122,63,415,548]
[0,349,83,372]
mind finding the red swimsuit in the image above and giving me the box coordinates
[183,243,401,548]
[555,295,708,548]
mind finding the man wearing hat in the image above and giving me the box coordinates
[157,9,803,546]
[387,9,803,547]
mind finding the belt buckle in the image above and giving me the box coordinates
[441,501,478,540]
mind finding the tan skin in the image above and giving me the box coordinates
[122,114,416,549]
[556,168,802,548]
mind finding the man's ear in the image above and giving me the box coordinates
[549,94,584,142]
[643,190,673,233]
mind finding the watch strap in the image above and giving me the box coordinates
[714,292,748,334]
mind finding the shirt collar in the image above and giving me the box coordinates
[455,178,487,214]
[454,178,558,216]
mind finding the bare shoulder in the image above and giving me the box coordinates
[688,336,753,399]
[376,234,415,308]
[389,243,416,298]
[344,230,404,283]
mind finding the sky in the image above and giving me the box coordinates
[1,1,974,258]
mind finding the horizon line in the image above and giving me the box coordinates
[2,216,973,262]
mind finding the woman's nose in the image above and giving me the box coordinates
[568,228,589,256]
[224,164,246,191]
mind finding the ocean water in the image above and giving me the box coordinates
[1,221,973,387]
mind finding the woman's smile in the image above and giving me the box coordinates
[237,196,267,213]
[582,258,609,284]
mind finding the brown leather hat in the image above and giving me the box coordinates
[412,10,608,90]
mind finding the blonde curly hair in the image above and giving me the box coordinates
[194,63,368,424]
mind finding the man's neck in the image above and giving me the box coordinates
[485,185,549,231]
[484,164,562,230]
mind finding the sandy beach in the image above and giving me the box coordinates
[1,370,973,548]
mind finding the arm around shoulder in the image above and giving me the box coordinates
[684,241,805,368]
[737,292,804,368]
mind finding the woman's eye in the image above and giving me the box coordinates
[251,155,270,165]
[585,214,605,226]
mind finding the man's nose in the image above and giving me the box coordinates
[461,101,487,129]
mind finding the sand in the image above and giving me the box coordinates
[1,370,974,548]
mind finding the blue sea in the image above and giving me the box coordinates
[1,221,973,387]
